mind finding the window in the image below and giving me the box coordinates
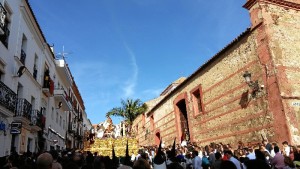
[150,115,154,131]
[31,96,35,110]
[33,54,38,80]
[191,85,204,117]
[194,91,202,113]
[20,35,27,65]
[60,116,62,127]
[0,2,11,48]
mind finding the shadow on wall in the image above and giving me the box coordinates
[239,90,250,109]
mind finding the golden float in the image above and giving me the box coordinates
[84,137,139,157]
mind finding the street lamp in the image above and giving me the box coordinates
[243,71,264,97]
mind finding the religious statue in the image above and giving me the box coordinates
[94,117,118,139]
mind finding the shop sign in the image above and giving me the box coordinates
[10,122,22,134]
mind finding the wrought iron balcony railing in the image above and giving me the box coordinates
[0,2,7,31]
[31,109,45,129]
[0,3,9,48]
[20,49,26,65]
[0,81,17,112]
[15,98,32,121]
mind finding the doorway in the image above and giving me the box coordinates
[176,99,190,141]
[155,131,160,146]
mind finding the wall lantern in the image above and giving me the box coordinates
[243,71,264,97]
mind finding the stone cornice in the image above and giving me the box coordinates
[243,0,300,10]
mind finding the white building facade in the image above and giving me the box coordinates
[0,0,90,156]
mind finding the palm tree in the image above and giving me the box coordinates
[106,98,147,135]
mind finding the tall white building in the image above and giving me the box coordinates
[0,0,91,156]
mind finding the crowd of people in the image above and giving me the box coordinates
[1,139,300,169]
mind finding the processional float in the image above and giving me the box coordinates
[83,117,139,157]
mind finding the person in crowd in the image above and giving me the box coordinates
[153,142,167,169]
[260,144,271,157]
[208,147,216,166]
[289,146,296,161]
[255,149,267,162]
[135,149,143,161]
[220,160,237,169]
[201,151,210,169]
[246,147,256,160]
[184,152,193,169]
[283,156,296,169]
[3,154,18,169]
[282,141,291,157]
[131,150,136,163]
[192,150,202,169]
[50,150,62,169]
[140,152,152,166]
[93,156,106,169]
[133,158,151,169]
[244,158,271,169]
[167,162,184,169]
[81,151,94,169]
[263,139,272,153]
[271,145,285,169]
[239,157,249,169]
[37,152,54,169]
[270,142,277,158]
[211,152,222,169]
[293,146,300,167]
[224,150,241,169]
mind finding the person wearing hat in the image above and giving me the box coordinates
[153,140,167,169]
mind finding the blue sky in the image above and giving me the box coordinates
[29,0,250,125]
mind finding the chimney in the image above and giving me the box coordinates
[243,0,300,29]
[243,0,263,29]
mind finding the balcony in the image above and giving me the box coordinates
[42,79,54,97]
[0,81,17,114]
[68,122,75,133]
[14,98,32,123]
[0,3,7,35]
[55,59,73,87]
[30,109,44,132]
[54,88,72,110]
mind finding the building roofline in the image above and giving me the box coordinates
[243,0,300,10]
[24,0,55,59]
[146,28,252,116]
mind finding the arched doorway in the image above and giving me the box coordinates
[176,99,190,142]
